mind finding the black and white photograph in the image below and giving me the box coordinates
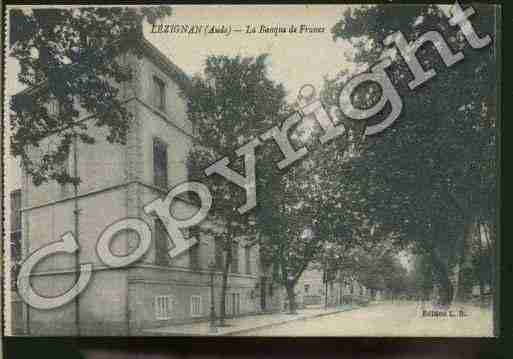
[3,3,498,338]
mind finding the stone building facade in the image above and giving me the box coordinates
[296,268,379,308]
[12,37,280,336]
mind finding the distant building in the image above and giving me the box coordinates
[296,267,378,308]
[11,37,280,335]
[9,189,24,334]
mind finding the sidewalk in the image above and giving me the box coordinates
[144,304,357,336]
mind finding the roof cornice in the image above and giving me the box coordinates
[135,35,193,95]
[13,34,192,98]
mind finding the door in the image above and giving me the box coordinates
[260,277,267,310]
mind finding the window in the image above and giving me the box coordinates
[225,294,231,315]
[10,190,21,233]
[153,138,168,188]
[155,295,173,319]
[155,219,170,266]
[153,75,166,112]
[233,293,240,316]
[190,295,202,317]
[230,242,239,273]
[304,284,310,294]
[48,97,60,117]
[189,243,200,269]
[245,246,251,275]
[215,237,224,270]
[10,190,22,291]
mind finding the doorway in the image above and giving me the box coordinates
[231,293,240,316]
[260,277,267,311]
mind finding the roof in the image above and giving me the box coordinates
[14,33,192,98]
[136,35,192,95]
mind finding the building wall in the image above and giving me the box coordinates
[131,182,262,332]
[297,269,324,306]
[297,269,375,308]
[26,269,128,336]
[15,46,269,335]
[135,53,193,189]
[127,266,260,333]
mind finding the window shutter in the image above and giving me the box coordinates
[231,242,239,274]
[153,139,168,188]
[155,219,170,266]
[153,76,166,112]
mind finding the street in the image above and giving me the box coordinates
[238,302,494,337]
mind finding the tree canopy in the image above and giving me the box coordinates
[9,6,173,185]
[328,4,496,304]
[186,53,288,321]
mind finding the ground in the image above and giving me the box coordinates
[238,301,494,337]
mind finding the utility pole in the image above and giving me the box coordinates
[209,261,217,333]
[324,266,328,309]
[73,134,81,336]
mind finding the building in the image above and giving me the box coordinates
[10,36,280,336]
[296,267,377,308]
[297,269,325,306]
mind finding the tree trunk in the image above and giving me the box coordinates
[430,248,453,307]
[218,238,232,326]
[455,221,475,303]
[476,223,486,306]
[482,221,495,306]
[438,269,454,307]
[430,218,455,307]
[285,283,297,314]
[485,222,495,297]
[422,286,431,303]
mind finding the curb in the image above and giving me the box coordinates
[221,306,357,336]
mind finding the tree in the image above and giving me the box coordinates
[473,221,494,305]
[256,156,326,314]
[9,6,173,185]
[409,254,435,302]
[254,105,378,313]
[186,54,288,324]
[330,4,497,305]
[321,241,410,302]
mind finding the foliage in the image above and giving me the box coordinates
[329,4,497,304]
[9,6,173,185]
[186,54,288,321]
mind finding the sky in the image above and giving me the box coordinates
[6,5,357,98]
[4,5,414,271]
[4,4,359,188]
[142,5,357,101]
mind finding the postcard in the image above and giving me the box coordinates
[3,3,498,337]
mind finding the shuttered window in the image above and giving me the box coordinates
[215,237,224,270]
[245,246,251,275]
[155,295,173,319]
[155,219,170,266]
[189,243,200,269]
[153,76,166,112]
[190,295,202,317]
[231,242,239,274]
[10,190,22,291]
[48,97,60,117]
[153,138,168,188]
